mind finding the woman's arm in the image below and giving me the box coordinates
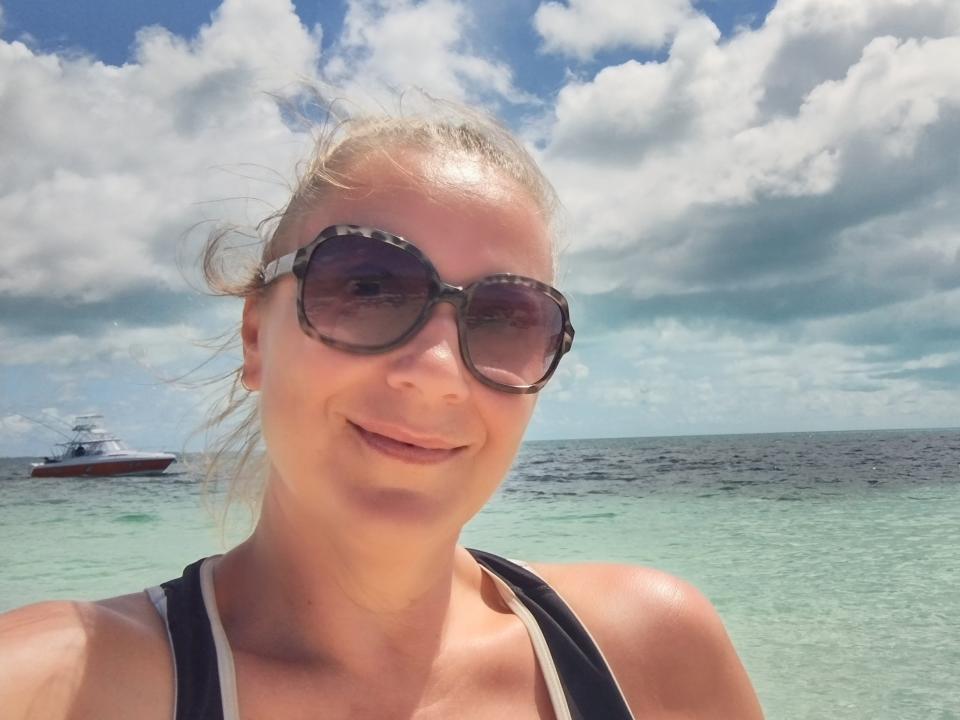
[0,601,92,720]
[0,596,173,720]
[632,571,765,719]
[535,563,765,719]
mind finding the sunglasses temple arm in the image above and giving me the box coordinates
[261,253,297,284]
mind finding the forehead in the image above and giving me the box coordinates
[283,151,554,284]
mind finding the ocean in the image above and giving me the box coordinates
[1,429,957,719]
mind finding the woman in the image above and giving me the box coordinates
[1,109,764,719]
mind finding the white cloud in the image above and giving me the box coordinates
[564,320,960,436]
[0,0,531,308]
[542,352,589,400]
[533,0,695,60]
[0,414,33,436]
[323,0,533,108]
[0,0,319,305]
[146,0,320,89]
[539,0,960,306]
[0,323,209,367]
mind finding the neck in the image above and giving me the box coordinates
[214,480,489,676]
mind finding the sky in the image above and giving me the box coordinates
[1,0,959,456]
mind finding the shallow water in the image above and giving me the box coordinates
[2,429,958,719]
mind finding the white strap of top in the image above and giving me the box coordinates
[477,563,575,720]
[199,558,243,720]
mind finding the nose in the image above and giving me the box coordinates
[384,305,470,403]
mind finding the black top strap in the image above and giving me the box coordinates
[468,548,635,720]
[160,559,225,720]
[158,552,633,720]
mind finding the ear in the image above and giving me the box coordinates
[240,295,263,391]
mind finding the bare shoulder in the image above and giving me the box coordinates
[0,593,173,720]
[528,561,764,719]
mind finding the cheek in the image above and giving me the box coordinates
[464,394,536,511]
[478,394,537,467]
[256,321,355,478]
[258,291,359,406]
[257,344,319,485]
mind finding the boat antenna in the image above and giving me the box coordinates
[13,413,73,440]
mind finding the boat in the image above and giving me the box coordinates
[30,415,177,478]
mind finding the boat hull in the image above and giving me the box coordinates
[31,456,175,478]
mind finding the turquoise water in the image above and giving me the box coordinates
[1,430,958,719]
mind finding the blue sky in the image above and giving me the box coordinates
[1,0,959,455]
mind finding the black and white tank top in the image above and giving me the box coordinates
[145,549,636,720]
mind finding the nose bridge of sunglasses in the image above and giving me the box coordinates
[418,295,463,343]
[437,283,467,307]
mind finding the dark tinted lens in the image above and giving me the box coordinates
[301,235,432,347]
[464,282,564,387]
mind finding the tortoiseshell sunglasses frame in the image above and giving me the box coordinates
[260,224,575,394]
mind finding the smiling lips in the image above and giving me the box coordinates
[349,421,466,465]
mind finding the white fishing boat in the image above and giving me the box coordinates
[30,415,176,478]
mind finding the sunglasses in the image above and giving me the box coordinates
[259,225,575,394]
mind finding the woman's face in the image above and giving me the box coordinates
[242,150,555,539]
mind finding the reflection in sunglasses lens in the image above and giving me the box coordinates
[465,283,563,387]
[303,236,431,347]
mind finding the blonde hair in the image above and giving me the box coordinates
[194,101,560,521]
